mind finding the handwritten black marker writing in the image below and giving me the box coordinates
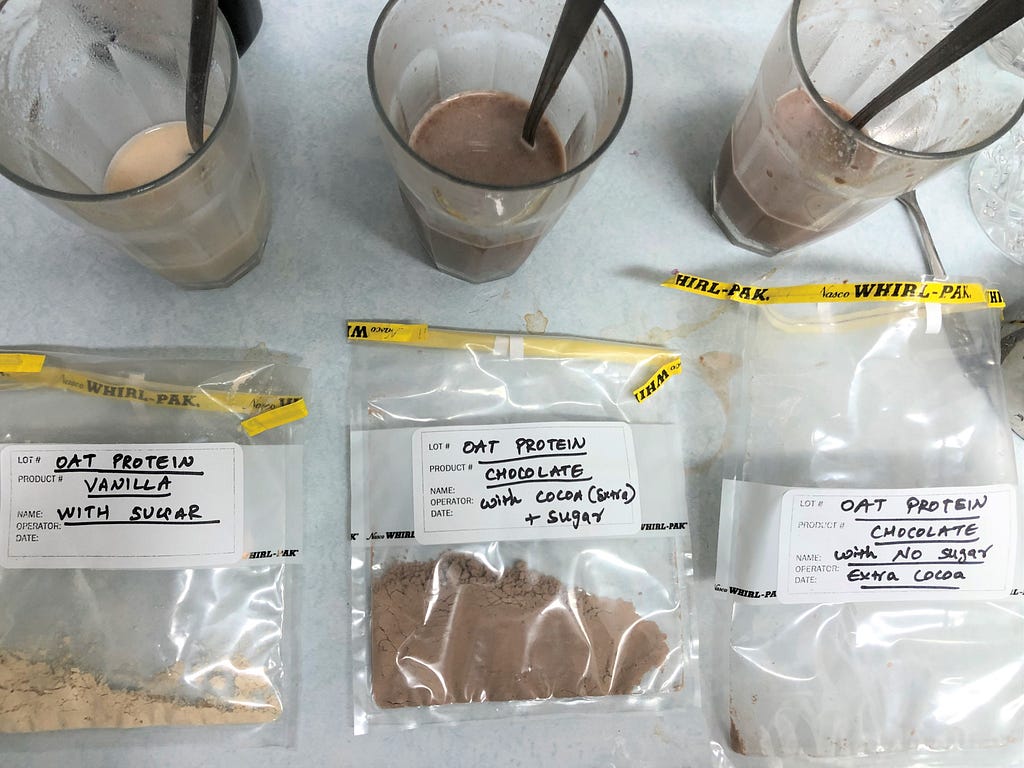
[55,468,203,476]
[480,488,523,509]
[847,561,987,567]
[846,545,994,567]
[523,508,605,529]
[846,567,967,585]
[463,439,500,454]
[515,436,586,454]
[834,546,876,561]
[546,508,603,529]
[841,498,887,513]
[590,483,636,504]
[54,453,196,471]
[55,504,207,524]
[57,505,110,521]
[62,519,220,526]
[860,585,959,590]
[423,428,640,538]
[87,493,173,499]
[537,488,584,503]
[785,488,1008,597]
[485,462,591,489]
[84,475,172,498]
[855,516,979,523]
[870,522,979,541]
[129,504,202,521]
[873,538,980,546]
[905,495,987,514]
[487,476,594,489]
[478,452,587,465]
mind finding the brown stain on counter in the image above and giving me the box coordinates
[638,303,729,346]
[697,350,741,412]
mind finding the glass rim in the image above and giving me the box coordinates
[789,0,1024,162]
[0,12,240,204]
[366,0,633,193]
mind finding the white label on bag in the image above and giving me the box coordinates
[778,485,1017,603]
[0,443,244,569]
[411,422,642,544]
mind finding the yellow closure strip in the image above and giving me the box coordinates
[347,321,672,366]
[346,322,428,343]
[633,357,682,403]
[0,363,305,432]
[241,398,309,437]
[0,353,45,373]
[662,273,1003,307]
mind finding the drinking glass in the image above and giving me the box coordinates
[0,0,269,288]
[368,0,632,283]
[712,0,1024,256]
[968,21,1024,265]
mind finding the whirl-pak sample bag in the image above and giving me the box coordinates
[0,350,307,737]
[666,274,1023,768]
[347,323,694,733]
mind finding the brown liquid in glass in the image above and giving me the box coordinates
[715,92,871,253]
[406,91,567,282]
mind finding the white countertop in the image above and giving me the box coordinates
[1,1,1022,766]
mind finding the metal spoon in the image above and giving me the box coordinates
[522,0,603,146]
[186,0,218,153]
[897,190,947,280]
[849,0,1024,131]
[858,0,1023,281]
[899,191,984,417]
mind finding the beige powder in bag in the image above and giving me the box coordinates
[0,651,280,732]
[371,552,669,708]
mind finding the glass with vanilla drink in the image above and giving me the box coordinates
[0,0,268,288]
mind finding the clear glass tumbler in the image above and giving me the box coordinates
[986,19,1024,75]
[969,123,1024,264]
[712,0,1024,256]
[367,0,632,283]
[0,0,269,289]
[968,21,1024,265]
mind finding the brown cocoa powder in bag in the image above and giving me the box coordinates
[371,552,669,708]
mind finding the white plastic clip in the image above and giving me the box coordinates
[508,335,525,361]
[925,302,943,335]
[816,302,833,324]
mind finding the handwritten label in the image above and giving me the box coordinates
[778,485,1016,603]
[411,423,641,544]
[0,444,243,569]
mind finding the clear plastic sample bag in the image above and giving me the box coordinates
[347,323,694,733]
[710,296,1023,767]
[0,349,307,737]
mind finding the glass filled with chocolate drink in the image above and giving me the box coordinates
[712,0,1024,256]
[368,0,631,282]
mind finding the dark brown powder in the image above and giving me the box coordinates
[371,552,669,708]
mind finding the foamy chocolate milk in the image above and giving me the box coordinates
[403,90,567,282]
[410,91,565,186]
